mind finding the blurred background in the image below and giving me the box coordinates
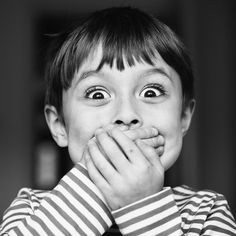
[0,0,236,219]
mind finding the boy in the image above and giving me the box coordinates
[1,6,236,235]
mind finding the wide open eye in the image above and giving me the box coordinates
[85,86,111,99]
[139,84,165,98]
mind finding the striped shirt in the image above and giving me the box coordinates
[1,163,236,235]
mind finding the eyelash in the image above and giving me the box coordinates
[84,83,166,100]
[140,83,166,97]
[84,86,110,99]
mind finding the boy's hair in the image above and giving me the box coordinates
[45,6,194,116]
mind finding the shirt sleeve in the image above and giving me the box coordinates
[0,163,113,236]
[200,193,236,235]
[173,185,236,235]
[112,187,183,236]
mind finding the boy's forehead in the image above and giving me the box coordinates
[72,44,177,85]
[73,45,103,80]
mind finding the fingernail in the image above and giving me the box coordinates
[157,146,164,156]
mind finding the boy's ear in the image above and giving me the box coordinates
[181,99,195,136]
[44,105,68,147]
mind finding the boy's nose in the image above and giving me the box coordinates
[112,98,143,129]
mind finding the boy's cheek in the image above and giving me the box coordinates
[160,131,183,170]
[66,123,107,163]
[66,128,91,163]
[151,118,183,170]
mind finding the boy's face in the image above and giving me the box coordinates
[53,47,193,170]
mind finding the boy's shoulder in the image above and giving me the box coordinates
[172,185,228,209]
[173,184,225,197]
[16,187,50,198]
[10,187,50,207]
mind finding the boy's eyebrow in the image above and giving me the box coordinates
[75,66,171,86]
[141,67,172,81]
[79,70,99,81]
[74,69,100,87]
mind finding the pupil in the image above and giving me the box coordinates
[93,92,104,99]
[145,90,156,97]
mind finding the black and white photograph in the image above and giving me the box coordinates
[0,0,236,235]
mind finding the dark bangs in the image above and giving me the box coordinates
[45,7,194,113]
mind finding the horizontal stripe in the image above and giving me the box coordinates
[118,200,177,229]
[59,178,112,229]
[119,206,180,234]
[115,195,175,225]
[22,218,41,236]
[12,226,25,236]
[15,223,32,236]
[203,219,236,233]
[140,221,182,236]
[1,213,29,232]
[36,208,66,236]
[182,218,206,230]
[113,188,172,218]
[71,167,108,204]
[202,224,236,235]
[125,215,181,236]
[40,200,76,235]
[209,207,236,224]
[207,216,236,230]
[3,203,32,219]
[29,213,54,236]
[53,187,103,235]
[1,167,236,236]
[46,194,90,234]
[65,172,109,217]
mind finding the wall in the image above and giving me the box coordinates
[0,1,33,216]
[179,0,236,214]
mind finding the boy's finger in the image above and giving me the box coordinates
[140,140,164,156]
[141,135,165,148]
[156,146,164,156]
[87,139,118,183]
[135,139,164,174]
[95,129,130,173]
[108,127,146,165]
[84,150,112,196]
[123,127,159,140]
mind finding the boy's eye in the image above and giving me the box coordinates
[85,87,110,99]
[139,84,165,98]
